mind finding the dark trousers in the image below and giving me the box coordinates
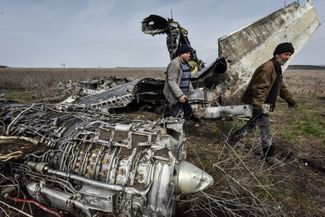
[231,114,274,157]
[169,101,193,119]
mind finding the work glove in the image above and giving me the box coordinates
[252,107,263,118]
[286,98,297,108]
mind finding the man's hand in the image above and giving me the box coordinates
[178,95,188,103]
[286,98,297,108]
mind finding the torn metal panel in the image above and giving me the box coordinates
[191,57,228,89]
[78,79,140,105]
[218,1,321,96]
[36,76,132,104]
[57,78,166,112]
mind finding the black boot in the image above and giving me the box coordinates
[228,133,241,146]
[263,145,283,166]
[263,145,275,158]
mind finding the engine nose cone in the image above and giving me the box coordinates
[177,161,214,193]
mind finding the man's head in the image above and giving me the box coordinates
[273,42,294,65]
[177,44,192,63]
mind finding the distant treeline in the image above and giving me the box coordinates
[288,65,325,70]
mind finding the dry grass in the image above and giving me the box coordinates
[284,69,325,96]
[0,67,165,90]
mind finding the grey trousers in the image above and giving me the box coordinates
[169,101,193,119]
[231,114,274,157]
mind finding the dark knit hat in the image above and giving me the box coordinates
[273,42,295,56]
[177,44,192,56]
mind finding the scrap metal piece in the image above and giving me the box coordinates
[57,78,167,113]
[142,14,204,70]
[0,136,39,161]
[78,79,140,105]
[56,78,140,111]
[190,57,228,89]
[177,161,214,194]
[192,104,271,119]
[142,14,169,35]
[37,76,131,104]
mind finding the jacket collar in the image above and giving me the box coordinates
[271,58,282,74]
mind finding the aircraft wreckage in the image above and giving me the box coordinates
[0,1,320,217]
[49,0,320,119]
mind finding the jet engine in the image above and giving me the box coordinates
[0,102,213,217]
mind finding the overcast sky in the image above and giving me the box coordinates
[0,0,324,68]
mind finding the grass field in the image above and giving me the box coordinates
[1,67,324,217]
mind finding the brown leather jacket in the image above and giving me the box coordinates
[241,59,293,111]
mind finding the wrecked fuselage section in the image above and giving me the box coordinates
[0,102,213,217]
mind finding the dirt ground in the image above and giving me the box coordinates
[0,67,324,216]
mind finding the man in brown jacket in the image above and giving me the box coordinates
[230,42,297,165]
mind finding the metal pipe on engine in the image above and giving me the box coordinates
[26,161,150,195]
[0,136,38,145]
